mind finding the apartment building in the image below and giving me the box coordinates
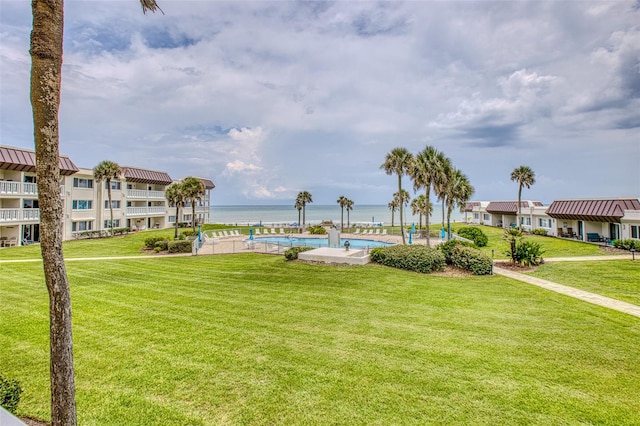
[1,145,214,247]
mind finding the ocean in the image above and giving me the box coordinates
[210,204,466,227]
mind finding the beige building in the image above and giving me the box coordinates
[0,145,214,247]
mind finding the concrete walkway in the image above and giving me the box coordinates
[493,266,640,318]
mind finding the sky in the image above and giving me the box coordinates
[1,0,639,206]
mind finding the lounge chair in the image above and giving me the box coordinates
[382,229,387,235]
[255,228,261,235]
[375,229,380,235]
[222,230,229,237]
[354,228,360,234]
[270,228,276,234]
[279,228,285,234]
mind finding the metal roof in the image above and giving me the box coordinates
[196,177,215,189]
[547,198,640,223]
[485,201,542,214]
[121,166,173,185]
[463,201,481,212]
[0,145,79,176]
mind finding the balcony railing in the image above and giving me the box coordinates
[0,181,66,197]
[126,206,166,216]
[127,189,166,199]
[0,208,40,223]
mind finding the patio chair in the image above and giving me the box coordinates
[375,229,380,235]
[0,237,7,247]
[270,228,276,234]
[6,237,17,247]
[280,228,285,234]
[382,229,387,235]
[255,228,261,235]
[354,228,360,234]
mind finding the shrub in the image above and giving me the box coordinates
[284,246,314,260]
[307,226,327,235]
[154,240,169,251]
[182,230,198,237]
[437,239,473,264]
[612,239,640,251]
[168,240,192,253]
[531,228,548,236]
[369,247,385,263]
[370,245,445,274]
[514,240,545,266]
[457,226,488,247]
[448,246,493,275]
[144,236,167,248]
[0,376,22,414]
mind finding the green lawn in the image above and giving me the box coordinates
[527,260,640,306]
[2,254,640,425]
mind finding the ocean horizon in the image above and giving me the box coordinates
[210,204,466,226]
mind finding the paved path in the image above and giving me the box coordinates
[493,266,640,318]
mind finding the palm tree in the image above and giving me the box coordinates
[181,177,206,232]
[93,160,122,237]
[510,165,536,229]
[165,182,186,239]
[294,198,303,232]
[337,195,348,230]
[296,191,313,228]
[345,198,354,231]
[394,189,410,236]
[445,169,474,240]
[388,200,398,227]
[30,1,162,423]
[433,154,453,230]
[381,147,413,244]
[411,194,430,231]
[411,146,447,245]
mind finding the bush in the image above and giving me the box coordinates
[182,230,198,237]
[369,247,385,263]
[144,236,167,248]
[154,240,169,251]
[448,246,493,275]
[514,240,545,266]
[457,226,488,247]
[612,239,640,251]
[307,226,327,235]
[370,245,446,274]
[531,228,548,236]
[168,240,192,253]
[0,376,22,414]
[284,246,314,260]
[437,239,473,264]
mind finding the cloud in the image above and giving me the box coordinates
[224,160,262,174]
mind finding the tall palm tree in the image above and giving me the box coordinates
[165,182,186,239]
[394,189,410,235]
[411,146,447,245]
[337,195,348,230]
[345,198,354,231]
[433,153,453,230]
[296,191,313,228]
[445,169,474,240]
[294,198,303,232]
[30,0,162,423]
[381,147,413,244]
[510,165,536,229]
[93,160,122,237]
[388,200,398,227]
[181,177,206,232]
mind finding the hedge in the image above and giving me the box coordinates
[612,239,640,251]
[369,245,445,274]
[144,236,168,248]
[168,240,193,253]
[456,226,488,247]
[448,245,493,275]
[0,376,22,414]
[284,246,314,260]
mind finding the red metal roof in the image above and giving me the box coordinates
[547,198,640,223]
[486,201,540,214]
[121,166,173,185]
[0,145,79,176]
[463,201,481,212]
[197,178,215,189]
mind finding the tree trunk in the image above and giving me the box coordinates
[303,206,306,228]
[425,187,430,246]
[398,175,405,245]
[347,210,350,230]
[174,205,179,239]
[192,202,196,232]
[517,185,523,229]
[30,1,77,425]
[340,207,344,230]
[107,180,114,236]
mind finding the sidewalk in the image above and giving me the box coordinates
[493,266,640,318]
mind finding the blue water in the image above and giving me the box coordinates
[212,204,466,226]
[252,236,394,249]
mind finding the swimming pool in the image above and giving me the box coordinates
[251,236,394,249]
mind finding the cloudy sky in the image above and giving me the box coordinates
[1,0,639,205]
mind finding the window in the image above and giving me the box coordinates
[106,181,121,190]
[483,214,490,221]
[72,221,93,232]
[72,200,93,210]
[183,214,192,221]
[104,200,121,209]
[73,178,93,188]
[632,225,639,239]
[473,213,479,219]
[168,215,176,223]
[539,218,552,228]
[104,219,120,228]
[521,217,531,226]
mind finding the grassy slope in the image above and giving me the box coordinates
[2,255,639,425]
[527,260,640,306]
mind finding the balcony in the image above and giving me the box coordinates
[0,208,40,223]
[0,180,66,197]
[127,189,166,199]
[126,206,166,216]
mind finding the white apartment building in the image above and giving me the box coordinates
[1,145,214,247]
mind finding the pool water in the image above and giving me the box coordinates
[251,236,393,249]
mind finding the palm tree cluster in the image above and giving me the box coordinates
[336,196,355,230]
[295,191,313,231]
[381,146,474,244]
[165,177,207,238]
[93,160,122,237]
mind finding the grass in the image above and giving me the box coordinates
[527,260,640,306]
[2,253,640,425]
